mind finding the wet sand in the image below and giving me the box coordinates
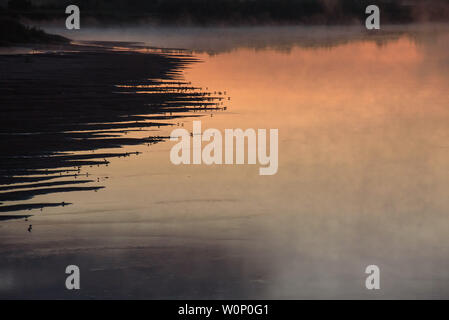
[0,41,225,218]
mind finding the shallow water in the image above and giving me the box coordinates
[1,25,449,299]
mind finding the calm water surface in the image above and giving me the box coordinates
[1,25,449,299]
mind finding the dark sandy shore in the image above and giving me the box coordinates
[0,41,226,218]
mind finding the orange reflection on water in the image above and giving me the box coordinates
[185,37,448,133]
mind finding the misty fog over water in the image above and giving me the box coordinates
[42,23,449,54]
[1,22,449,298]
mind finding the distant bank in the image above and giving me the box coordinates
[1,0,448,26]
[0,17,68,46]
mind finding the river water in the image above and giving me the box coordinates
[1,24,449,299]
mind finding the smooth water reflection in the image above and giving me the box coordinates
[1,25,449,299]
